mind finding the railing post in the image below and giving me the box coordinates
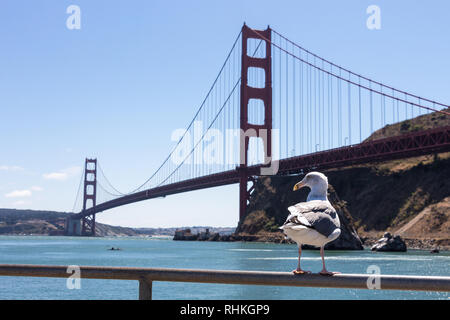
[139,278,152,300]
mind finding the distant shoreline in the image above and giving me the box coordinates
[0,232,447,252]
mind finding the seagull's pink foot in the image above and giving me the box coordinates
[292,269,311,275]
[319,270,341,276]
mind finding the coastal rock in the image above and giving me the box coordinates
[173,228,198,241]
[207,233,220,241]
[371,232,407,252]
[324,185,364,250]
[173,228,221,241]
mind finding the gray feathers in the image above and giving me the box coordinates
[282,201,340,238]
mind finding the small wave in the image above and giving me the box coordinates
[0,241,77,246]
[42,252,70,255]
[246,256,434,261]
[229,249,275,252]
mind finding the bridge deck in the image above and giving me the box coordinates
[74,125,450,218]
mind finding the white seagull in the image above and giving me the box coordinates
[280,172,341,276]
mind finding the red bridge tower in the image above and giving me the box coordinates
[81,158,97,236]
[239,24,273,222]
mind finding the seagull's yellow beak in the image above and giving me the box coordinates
[293,181,306,191]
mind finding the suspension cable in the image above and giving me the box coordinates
[158,39,265,186]
[250,28,450,115]
[97,162,125,196]
[122,29,244,194]
[71,166,85,213]
[271,28,450,110]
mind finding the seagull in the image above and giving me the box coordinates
[280,172,341,276]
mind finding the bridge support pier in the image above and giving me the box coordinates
[238,168,249,223]
[65,217,82,236]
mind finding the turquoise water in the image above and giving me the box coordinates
[0,236,448,300]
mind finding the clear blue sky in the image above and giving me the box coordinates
[1,0,449,228]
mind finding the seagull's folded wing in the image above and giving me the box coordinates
[282,201,340,238]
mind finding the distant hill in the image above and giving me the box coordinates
[0,209,234,237]
[0,209,69,235]
[364,107,449,142]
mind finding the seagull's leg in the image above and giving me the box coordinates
[319,246,340,276]
[293,245,311,275]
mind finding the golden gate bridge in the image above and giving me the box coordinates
[66,24,450,236]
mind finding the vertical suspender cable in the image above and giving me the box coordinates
[370,81,373,134]
[285,38,289,157]
[279,36,282,158]
[358,77,362,143]
[348,73,351,145]
[392,88,395,124]
[293,43,296,155]
[308,60,312,153]
[321,60,325,149]
[329,67,333,149]
[314,57,317,151]
[300,52,303,154]
[405,93,408,120]
[338,68,342,146]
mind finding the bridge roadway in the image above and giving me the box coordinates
[73,125,450,219]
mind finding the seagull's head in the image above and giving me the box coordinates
[293,172,328,193]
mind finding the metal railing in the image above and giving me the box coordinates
[1,264,449,299]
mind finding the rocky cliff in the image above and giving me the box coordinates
[330,153,450,249]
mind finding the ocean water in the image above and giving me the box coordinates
[0,235,448,300]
